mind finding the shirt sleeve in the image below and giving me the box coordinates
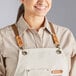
[0,54,5,76]
[68,30,76,76]
[0,30,5,76]
[59,27,76,76]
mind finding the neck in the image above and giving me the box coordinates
[24,13,45,31]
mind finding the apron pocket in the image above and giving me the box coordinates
[26,68,51,76]
[26,68,64,76]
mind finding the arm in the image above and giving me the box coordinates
[0,30,5,76]
[70,35,76,76]
[0,54,5,76]
[70,55,76,76]
[59,27,76,76]
[67,30,76,76]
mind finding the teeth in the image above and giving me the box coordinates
[35,6,46,10]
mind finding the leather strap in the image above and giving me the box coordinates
[49,22,60,47]
[12,24,23,49]
[11,23,60,48]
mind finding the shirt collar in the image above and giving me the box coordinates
[15,15,29,35]
[44,17,53,34]
[15,15,53,35]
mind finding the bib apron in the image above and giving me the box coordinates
[11,24,69,76]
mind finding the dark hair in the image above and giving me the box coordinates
[16,4,24,22]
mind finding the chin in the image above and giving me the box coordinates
[35,12,47,17]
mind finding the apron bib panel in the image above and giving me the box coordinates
[14,48,69,76]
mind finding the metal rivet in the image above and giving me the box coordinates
[56,49,62,54]
[22,51,27,55]
[27,70,30,72]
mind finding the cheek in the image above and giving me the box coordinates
[24,1,35,9]
[48,0,52,9]
[24,0,30,5]
[49,0,52,5]
[24,0,36,5]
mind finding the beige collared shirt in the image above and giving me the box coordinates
[0,16,76,76]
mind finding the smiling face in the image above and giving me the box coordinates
[21,0,52,17]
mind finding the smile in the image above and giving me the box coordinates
[34,5,47,10]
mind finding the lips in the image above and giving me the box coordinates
[34,5,47,10]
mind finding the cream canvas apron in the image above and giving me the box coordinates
[11,24,69,76]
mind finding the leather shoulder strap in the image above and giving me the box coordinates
[49,22,60,48]
[11,24,23,49]
[11,23,60,48]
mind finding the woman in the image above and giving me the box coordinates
[0,0,76,76]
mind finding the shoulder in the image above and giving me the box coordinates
[0,24,13,33]
[50,22,75,41]
[49,22,73,37]
[51,22,76,54]
[0,24,15,37]
[0,24,15,54]
[51,22,76,50]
